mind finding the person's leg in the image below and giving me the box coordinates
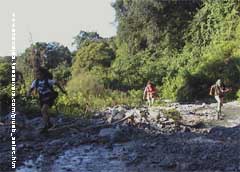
[219,97,224,118]
[41,104,51,127]
[214,96,221,119]
[147,94,151,107]
[220,97,224,107]
[151,93,155,105]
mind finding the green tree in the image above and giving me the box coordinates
[0,61,11,114]
[72,41,115,76]
[17,42,72,70]
[113,0,201,54]
[72,31,102,50]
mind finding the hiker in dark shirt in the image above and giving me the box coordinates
[27,67,67,133]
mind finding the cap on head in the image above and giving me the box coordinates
[216,79,221,86]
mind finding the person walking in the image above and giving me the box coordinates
[209,79,231,119]
[27,67,67,133]
[143,81,157,107]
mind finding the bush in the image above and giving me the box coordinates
[55,89,144,116]
[162,108,182,122]
[56,93,88,116]
[0,62,11,115]
[66,72,105,97]
[237,89,240,101]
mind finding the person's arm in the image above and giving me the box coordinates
[26,87,34,97]
[209,85,213,96]
[48,79,67,95]
[220,83,232,93]
[143,87,147,99]
[26,80,36,97]
[222,87,232,93]
[55,81,67,95]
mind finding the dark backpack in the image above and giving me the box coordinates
[35,79,58,100]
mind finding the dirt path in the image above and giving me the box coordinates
[210,101,240,127]
[8,101,240,172]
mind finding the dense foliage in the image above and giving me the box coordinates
[0,59,11,115]
[111,0,240,101]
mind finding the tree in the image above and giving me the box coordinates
[72,31,102,50]
[72,41,115,76]
[0,61,11,114]
[18,42,72,71]
[113,0,201,54]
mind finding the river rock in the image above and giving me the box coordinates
[209,125,240,140]
[3,112,27,128]
[11,101,240,172]
[26,117,43,129]
[148,108,160,120]
[99,128,119,140]
[98,127,129,143]
[159,156,177,169]
[113,112,125,121]
[125,109,136,117]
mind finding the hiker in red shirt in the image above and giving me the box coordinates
[143,81,157,107]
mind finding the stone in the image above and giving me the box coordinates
[125,109,136,117]
[3,112,27,128]
[148,109,160,120]
[159,157,176,169]
[158,117,168,122]
[107,115,113,123]
[99,128,119,141]
[113,113,125,121]
[93,112,103,118]
[181,126,191,133]
[26,117,43,129]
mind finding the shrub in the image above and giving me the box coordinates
[237,89,240,102]
[162,108,182,123]
[66,72,105,97]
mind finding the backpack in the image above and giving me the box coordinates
[210,84,222,97]
[35,79,58,100]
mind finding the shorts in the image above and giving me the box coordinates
[148,92,156,97]
[39,92,57,107]
[147,92,155,99]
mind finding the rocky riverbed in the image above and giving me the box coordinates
[0,101,239,172]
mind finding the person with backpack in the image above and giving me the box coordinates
[143,80,157,107]
[209,79,231,119]
[27,67,67,133]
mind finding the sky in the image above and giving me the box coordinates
[0,0,117,56]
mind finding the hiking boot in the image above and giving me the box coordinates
[219,116,224,120]
[47,122,53,129]
[40,126,49,134]
[40,122,53,134]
